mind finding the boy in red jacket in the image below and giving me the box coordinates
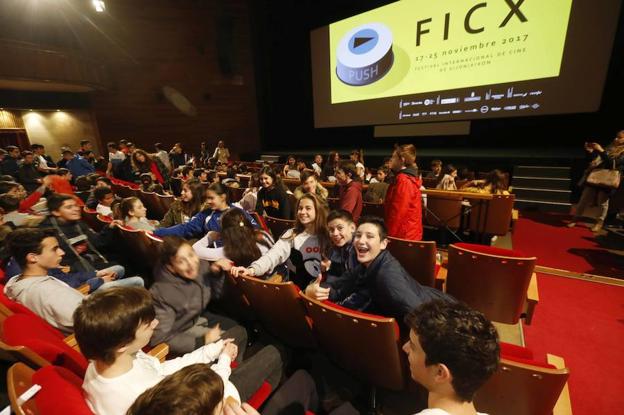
[385,144,423,241]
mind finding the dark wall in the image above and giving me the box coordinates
[252,0,624,157]
[0,0,261,159]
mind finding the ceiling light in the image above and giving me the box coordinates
[92,0,105,13]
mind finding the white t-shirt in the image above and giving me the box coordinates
[96,204,113,217]
[415,409,488,415]
[83,341,239,415]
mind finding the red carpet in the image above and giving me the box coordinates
[522,274,624,414]
[512,212,624,279]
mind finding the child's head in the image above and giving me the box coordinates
[390,144,417,172]
[119,197,147,220]
[127,364,224,415]
[181,165,193,179]
[0,194,20,214]
[430,159,443,174]
[194,169,208,182]
[0,181,26,200]
[295,193,327,236]
[335,161,358,184]
[403,300,499,402]
[48,193,82,222]
[75,176,92,192]
[445,164,458,177]
[160,236,200,280]
[73,287,157,365]
[327,209,355,248]
[95,177,113,188]
[353,216,387,266]
[94,186,114,206]
[258,167,279,189]
[376,166,389,182]
[180,178,204,206]
[205,183,229,211]
[140,173,153,187]
[7,228,64,269]
[221,208,261,267]
[300,170,319,194]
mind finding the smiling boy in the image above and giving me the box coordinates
[306,216,450,320]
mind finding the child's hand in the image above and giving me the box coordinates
[223,340,238,361]
[204,324,224,344]
[305,275,330,301]
[230,266,253,277]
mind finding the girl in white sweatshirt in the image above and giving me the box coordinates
[230,193,329,289]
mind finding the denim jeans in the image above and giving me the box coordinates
[95,265,145,290]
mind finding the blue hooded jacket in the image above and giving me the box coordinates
[154,204,258,241]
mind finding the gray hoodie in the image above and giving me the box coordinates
[149,260,225,354]
[4,275,85,335]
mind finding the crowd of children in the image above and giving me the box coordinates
[0,139,512,415]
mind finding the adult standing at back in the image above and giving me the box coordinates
[385,144,423,241]
[213,140,230,165]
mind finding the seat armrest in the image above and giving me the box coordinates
[148,343,169,362]
[522,272,539,325]
[547,354,572,415]
[63,334,80,352]
[435,265,447,291]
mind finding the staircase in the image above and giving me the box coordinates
[512,166,572,213]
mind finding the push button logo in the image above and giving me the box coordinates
[336,23,394,86]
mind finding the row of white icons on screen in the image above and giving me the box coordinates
[398,103,541,118]
[399,88,542,108]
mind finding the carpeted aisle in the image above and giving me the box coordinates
[522,273,624,414]
[512,212,624,279]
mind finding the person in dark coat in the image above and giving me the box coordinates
[305,216,451,321]
[1,146,21,178]
[255,166,291,219]
[17,151,43,193]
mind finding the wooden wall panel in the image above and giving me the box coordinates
[88,0,261,159]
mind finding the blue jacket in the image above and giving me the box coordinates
[154,204,258,240]
[66,155,95,178]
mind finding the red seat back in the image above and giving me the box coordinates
[446,243,535,324]
[8,363,94,415]
[302,294,406,391]
[3,314,88,378]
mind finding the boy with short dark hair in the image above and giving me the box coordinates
[306,216,450,320]
[4,228,84,334]
[95,186,115,217]
[74,287,241,415]
[403,300,499,415]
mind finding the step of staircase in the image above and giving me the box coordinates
[512,176,571,191]
[512,187,572,203]
[513,165,571,178]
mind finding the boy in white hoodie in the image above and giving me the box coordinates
[4,227,84,334]
[74,287,241,415]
